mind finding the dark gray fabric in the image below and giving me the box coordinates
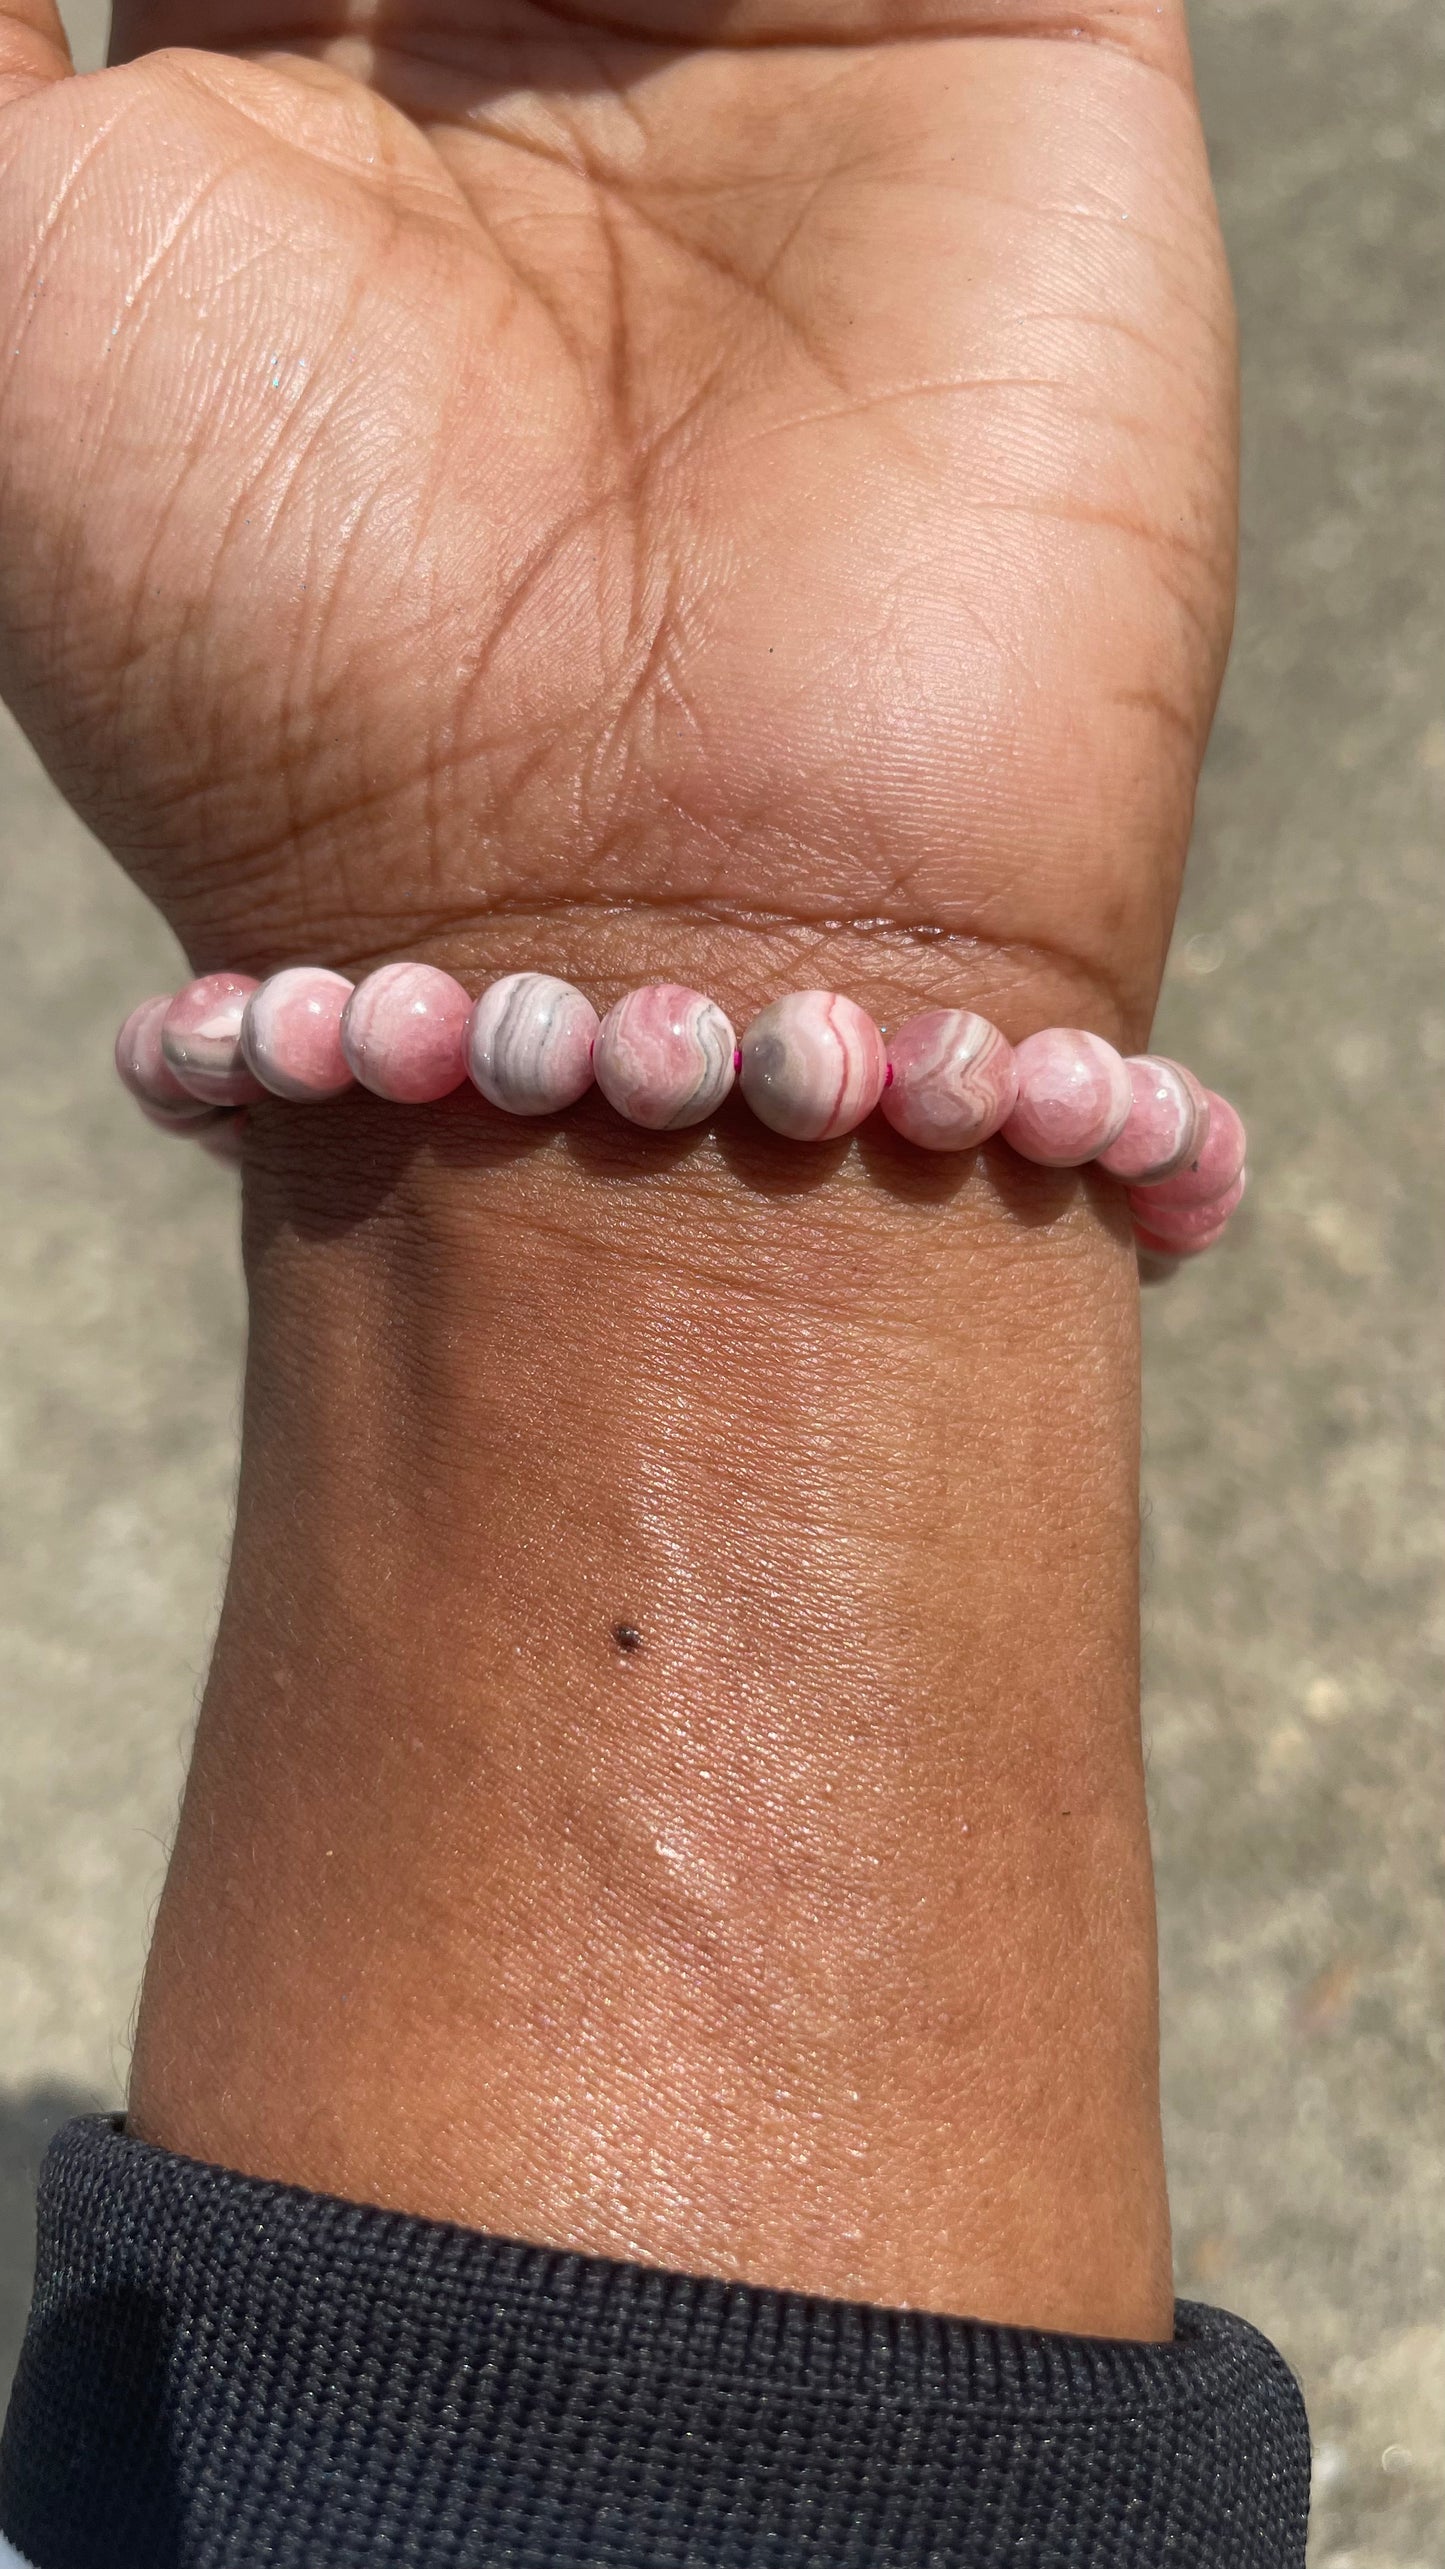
[0,2117,1309,2566]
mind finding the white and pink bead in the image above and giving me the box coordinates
[117,968,1247,1265]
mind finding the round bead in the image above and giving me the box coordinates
[1137,1091,1246,1213]
[242,968,355,1101]
[592,985,736,1130]
[342,964,472,1103]
[1001,1029,1132,1166]
[467,973,598,1117]
[116,995,210,1118]
[1129,1168,1246,1248]
[1096,1057,1209,1184]
[739,992,887,1141]
[161,973,265,1106]
[881,1010,1017,1151]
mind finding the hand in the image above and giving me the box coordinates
[0,0,1233,1036]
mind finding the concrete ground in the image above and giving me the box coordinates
[1,3,1441,2560]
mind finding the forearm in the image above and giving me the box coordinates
[128,959,1168,2342]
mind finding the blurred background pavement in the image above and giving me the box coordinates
[1,3,1442,2560]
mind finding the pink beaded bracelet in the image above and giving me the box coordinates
[115,969,1247,1266]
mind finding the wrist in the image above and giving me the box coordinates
[175,891,1152,1063]
[129,1012,1170,2340]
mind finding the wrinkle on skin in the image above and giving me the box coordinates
[0,11,1233,1039]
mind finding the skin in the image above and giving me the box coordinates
[0,0,1236,2337]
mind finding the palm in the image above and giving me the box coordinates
[0,0,1233,1034]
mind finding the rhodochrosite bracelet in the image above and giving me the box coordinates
[115,968,1248,1264]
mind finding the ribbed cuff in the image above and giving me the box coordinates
[0,2117,1309,2567]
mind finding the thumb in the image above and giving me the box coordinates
[0,0,71,105]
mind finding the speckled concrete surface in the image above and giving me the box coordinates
[1,3,1441,2560]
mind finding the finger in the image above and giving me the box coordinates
[0,0,71,103]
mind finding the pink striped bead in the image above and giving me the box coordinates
[1130,1169,1246,1249]
[242,968,355,1101]
[161,974,265,1106]
[881,1009,1017,1151]
[468,973,598,1116]
[1097,1057,1209,1184]
[116,995,210,1119]
[1002,1029,1132,1166]
[1138,1091,1246,1212]
[342,965,471,1103]
[593,985,736,1130]
[740,992,887,1141]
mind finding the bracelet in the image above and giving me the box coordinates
[115,967,1247,1263]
